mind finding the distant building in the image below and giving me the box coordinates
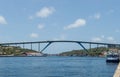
[23,52,43,56]
[108,44,120,48]
[109,48,118,53]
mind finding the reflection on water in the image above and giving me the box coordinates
[0,57,118,77]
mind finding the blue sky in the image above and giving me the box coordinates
[0,0,120,53]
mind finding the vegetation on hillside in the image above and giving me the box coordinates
[0,46,38,56]
[59,47,109,57]
[0,45,118,57]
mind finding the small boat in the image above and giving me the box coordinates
[106,52,119,63]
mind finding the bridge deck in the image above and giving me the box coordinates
[0,40,120,45]
[0,40,120,52]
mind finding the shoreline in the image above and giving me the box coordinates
[0,55,106,57]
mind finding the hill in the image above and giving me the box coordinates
[0,46,41,56]
[59,47,109,57]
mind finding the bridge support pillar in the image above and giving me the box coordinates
[31,43,32,50]
[23,43,25,49]
[90,43,91,52]
[41,42,52,52]
[38,43,40,52]
[77,42,88,52]
[95,44,99,52]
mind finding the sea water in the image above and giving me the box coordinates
[0,56,118,77]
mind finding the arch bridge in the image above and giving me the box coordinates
[0,40,120,53]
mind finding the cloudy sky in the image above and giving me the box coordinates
[0,0,119,53]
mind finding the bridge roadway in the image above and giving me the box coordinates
[1,40,120,45]
[0,40,120,52]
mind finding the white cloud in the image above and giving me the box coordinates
[91,37,102,42]
[36,7,55,18]
[0,16,7,24]
[91,36,116,43]
[30,33,39,38]
[107,37,114,41]
[94,13,101,20]
[64,19,86,30]
[38,24,44,29]
[101,35,105,38]
[53,35,66,40]
[89,13,101,20]
[106,37,117,43]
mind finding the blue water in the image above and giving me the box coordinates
[0,57,118,77]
